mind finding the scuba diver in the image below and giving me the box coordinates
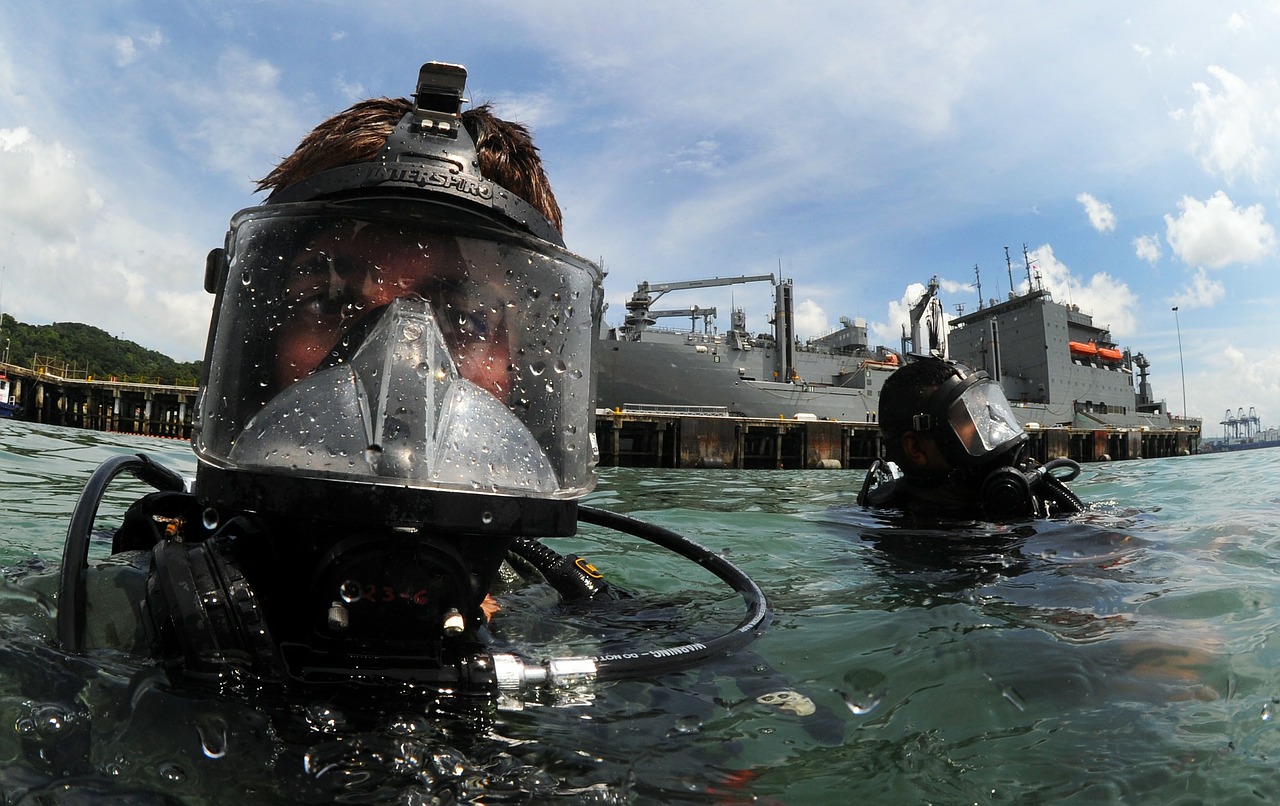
[858,356,1086,522]
[55,61,769,699]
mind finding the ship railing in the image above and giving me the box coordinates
[614,403,731,417]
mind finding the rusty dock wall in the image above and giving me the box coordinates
[595,409,1200,470]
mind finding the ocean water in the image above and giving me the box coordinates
[0,417,1277,803]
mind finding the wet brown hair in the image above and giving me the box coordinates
[256,97,563,235]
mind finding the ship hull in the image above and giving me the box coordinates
[595,338,886,422]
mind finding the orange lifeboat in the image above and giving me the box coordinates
[1097,347,1123,363]
[1068,341,1098,357]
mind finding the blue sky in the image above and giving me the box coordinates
[1,1,1277,431]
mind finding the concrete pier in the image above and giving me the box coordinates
[596,408,1200,470]
[0,363,196,439]
[0,361,1203,464]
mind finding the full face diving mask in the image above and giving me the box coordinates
[194,63,604,538]
[79,61,766,693]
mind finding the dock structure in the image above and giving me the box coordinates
[0,363,196,439]
[0,361,1203,463]
[595,408,1200,470]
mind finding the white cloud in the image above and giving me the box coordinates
[1133,233,1162,263]
[1202,341,1280,423]
[1164,190,1276,268]
[1183,65,1280,183]
[1077,192,1117,232]
[334,74,367,104]
[1026,244,1138,337]
[794,298,829,340]
[666,139,725,176]
[114,37,138,67]
[0,126,210,359]
[870,282,927,347]
[113,29,164,68]
[1169,267,1226,309]
[176,49,303,186]
[490,91,565,130]
[0,127,102,239]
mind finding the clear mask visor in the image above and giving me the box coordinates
[195,202,602,500]
[945,379,1024,460]
[228,296,560,494]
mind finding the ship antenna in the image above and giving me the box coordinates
[974,264,983,310]
[1004,245,1015,297]
[1023,243,1035,291]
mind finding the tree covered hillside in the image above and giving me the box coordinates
[0,314,201,386]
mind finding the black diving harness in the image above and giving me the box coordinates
[56,454,771,694]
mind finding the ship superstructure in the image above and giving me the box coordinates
[948,285,1171,429]
[597,274,902,421]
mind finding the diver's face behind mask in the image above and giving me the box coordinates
[924,364,1026,471]
[194,199,603,535]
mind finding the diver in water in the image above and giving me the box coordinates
[54,61,768,697]
[858,356,1085,522]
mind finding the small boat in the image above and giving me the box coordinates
[0,373,20,418]
[1068,340,1099,358]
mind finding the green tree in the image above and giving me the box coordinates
[0,314,201,385]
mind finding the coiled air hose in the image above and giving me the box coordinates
[492,505,772,691]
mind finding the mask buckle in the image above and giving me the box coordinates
[412,62,468,138]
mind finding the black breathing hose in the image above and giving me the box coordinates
[1025,457,1085,514]
[57,454,186,652]
[1041,457,1082,482]
[568,504,772,682]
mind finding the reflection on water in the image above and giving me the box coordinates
[0,420,1277,802]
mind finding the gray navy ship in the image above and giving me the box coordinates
[597,265,1185,431]
[597,273,925,422]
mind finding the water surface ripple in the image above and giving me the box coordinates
[0,419,1276,803]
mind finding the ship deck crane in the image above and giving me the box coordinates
[621,274,774,336]
[901,275,947,360]
[647,306,719,333]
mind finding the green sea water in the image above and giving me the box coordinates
[0,417,1277,803]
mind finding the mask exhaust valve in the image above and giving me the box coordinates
[443,608,465,636]
[327,602,350,632]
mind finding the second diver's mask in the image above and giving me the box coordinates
[907,361,1026,471]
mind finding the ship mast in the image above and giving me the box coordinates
[1023,244,1036,292]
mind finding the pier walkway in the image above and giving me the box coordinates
[0,363,195,439]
